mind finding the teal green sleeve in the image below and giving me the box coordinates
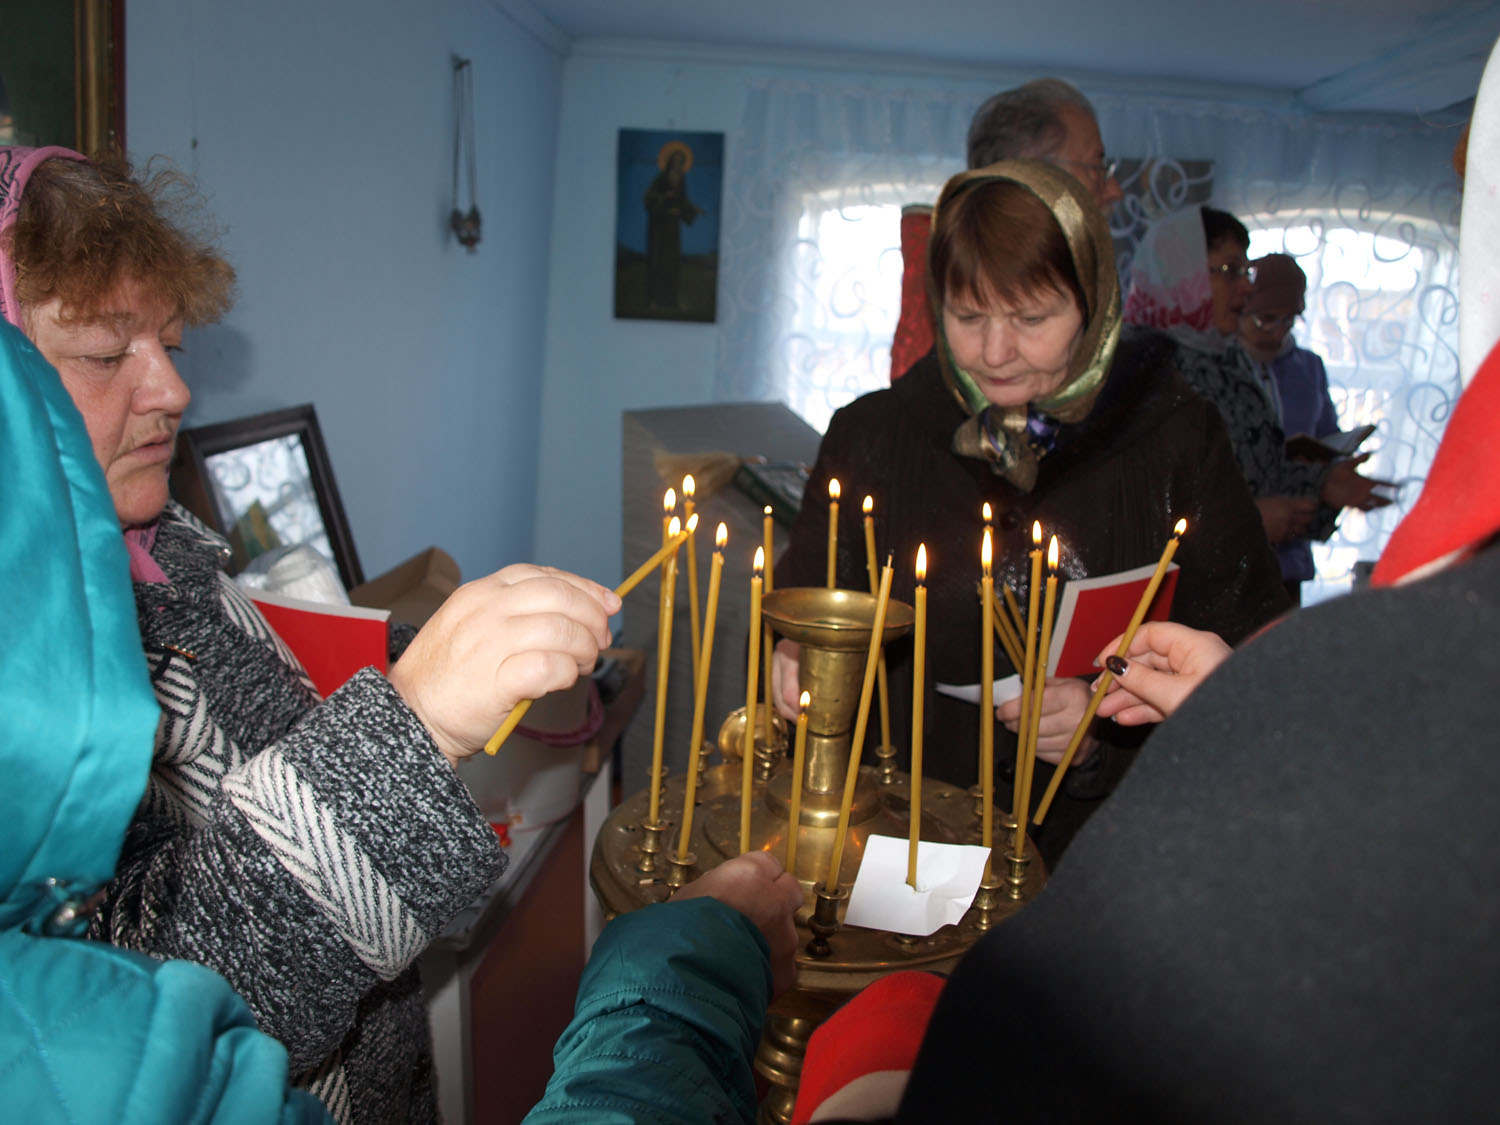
[524,897,772,1124]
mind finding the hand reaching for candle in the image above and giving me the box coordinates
[1092,622,1233,726]
[388,564,620,768]
[771,638,803,721]
[675,851,804,997]
[996,679,1097,764]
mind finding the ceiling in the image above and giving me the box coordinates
[505,0,1499,119]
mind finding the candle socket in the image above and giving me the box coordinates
[968,783,987,836]
[1003,849,1033,903]
[806,886,847,959]
[970,863,1008,930]
[874,741,899,785]
[666,851,696,890]
[696,740,713,786]
[635,818,668,874]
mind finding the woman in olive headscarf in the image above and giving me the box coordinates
[773,160,1287,866]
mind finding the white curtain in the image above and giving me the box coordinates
[714,78,1462,594]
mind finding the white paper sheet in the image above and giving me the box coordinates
[935,674,1024,708]
[842,834,992,936]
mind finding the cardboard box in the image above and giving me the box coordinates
[348,546,460,628]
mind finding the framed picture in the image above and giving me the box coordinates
[171,404,366,590]
[0,0,124,153]
[614,128,724,323]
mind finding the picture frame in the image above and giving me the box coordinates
[171,404,366,590]
[614,128,724,323]
[0,0,125,153]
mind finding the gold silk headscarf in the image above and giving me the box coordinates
[932,160,1122,491]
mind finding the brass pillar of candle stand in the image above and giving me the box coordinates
[590,587,1047,1124]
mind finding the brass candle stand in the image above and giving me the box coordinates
[590,587,1047,1123]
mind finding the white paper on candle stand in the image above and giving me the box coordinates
[842,834,992,937]
[935,674,1024,708]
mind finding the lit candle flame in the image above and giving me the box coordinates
[916,543,927,584]
[1174,518,1187,536]
[982,526,993,576]
[862,495,874,516]
[714,522,728,550]
[668,515,681,536]
[829,478,841,501]
[753,545,765,576]
[764,505,773,516]
[685,513,699,533]
[683,474,696,499]
[1032,520,1042,548]
[983,502,993,523]
[799,690,810,711]
[663,488,675,515]
[1047,535,1059,569]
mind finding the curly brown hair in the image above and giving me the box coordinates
[5,152,235,327]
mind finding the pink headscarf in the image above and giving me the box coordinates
[0,145,89,328]
[0,144,167,582]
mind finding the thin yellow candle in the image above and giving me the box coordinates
[740,547,765,854]
[785,691,810,875]
[1012,522,1043,816]
[661,487,676,548]
[485,517,696,755]
[646,518,681,825]
[1014,536,1059,860]
[980,527,995,852]
[824,554,893,892]
[826,478,841,588]
[862,496,893,757]
[761,506,775,752]
[1002,582,1026,639]
[907,544,928,888]
[677,522,728,862]
[990,596,1024,673]
[683,474,702,686]
[1033,518,1188,825]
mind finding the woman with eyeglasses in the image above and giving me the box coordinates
[1239,253,1347,603]
[1125,207,1391,560]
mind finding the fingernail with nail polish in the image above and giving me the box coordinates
[1105,655,1128,676]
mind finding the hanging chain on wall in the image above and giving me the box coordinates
[450,56,482,252]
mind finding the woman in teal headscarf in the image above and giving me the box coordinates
[773,160,1287,866]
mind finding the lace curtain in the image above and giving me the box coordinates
[714,79,1462,597]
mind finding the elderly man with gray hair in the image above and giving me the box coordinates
[892,77,1122,378]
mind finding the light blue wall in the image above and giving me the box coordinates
[128,0,563,581]
[533,48,1044,588]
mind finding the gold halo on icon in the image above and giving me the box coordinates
[657,141,694,172]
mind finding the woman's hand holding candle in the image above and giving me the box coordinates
[1092,622,1232,725]
[390,564,619,769]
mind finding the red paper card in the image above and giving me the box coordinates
[1045,563,1180,679]
[249,589,390,699]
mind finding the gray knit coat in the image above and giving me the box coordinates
[90,504,506,1124]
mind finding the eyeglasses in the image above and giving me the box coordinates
[1058,157,1119,184]
[1249,312,1298,330]
[1210,261,1258,284]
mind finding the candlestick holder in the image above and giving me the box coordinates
[874,741,899,785]
[635,818,668,875]
[806,885,846,959]
[666,850,696,890]
[1003,848,1033,903]
[969,861,1008,931]
[590,586,1046,1124]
